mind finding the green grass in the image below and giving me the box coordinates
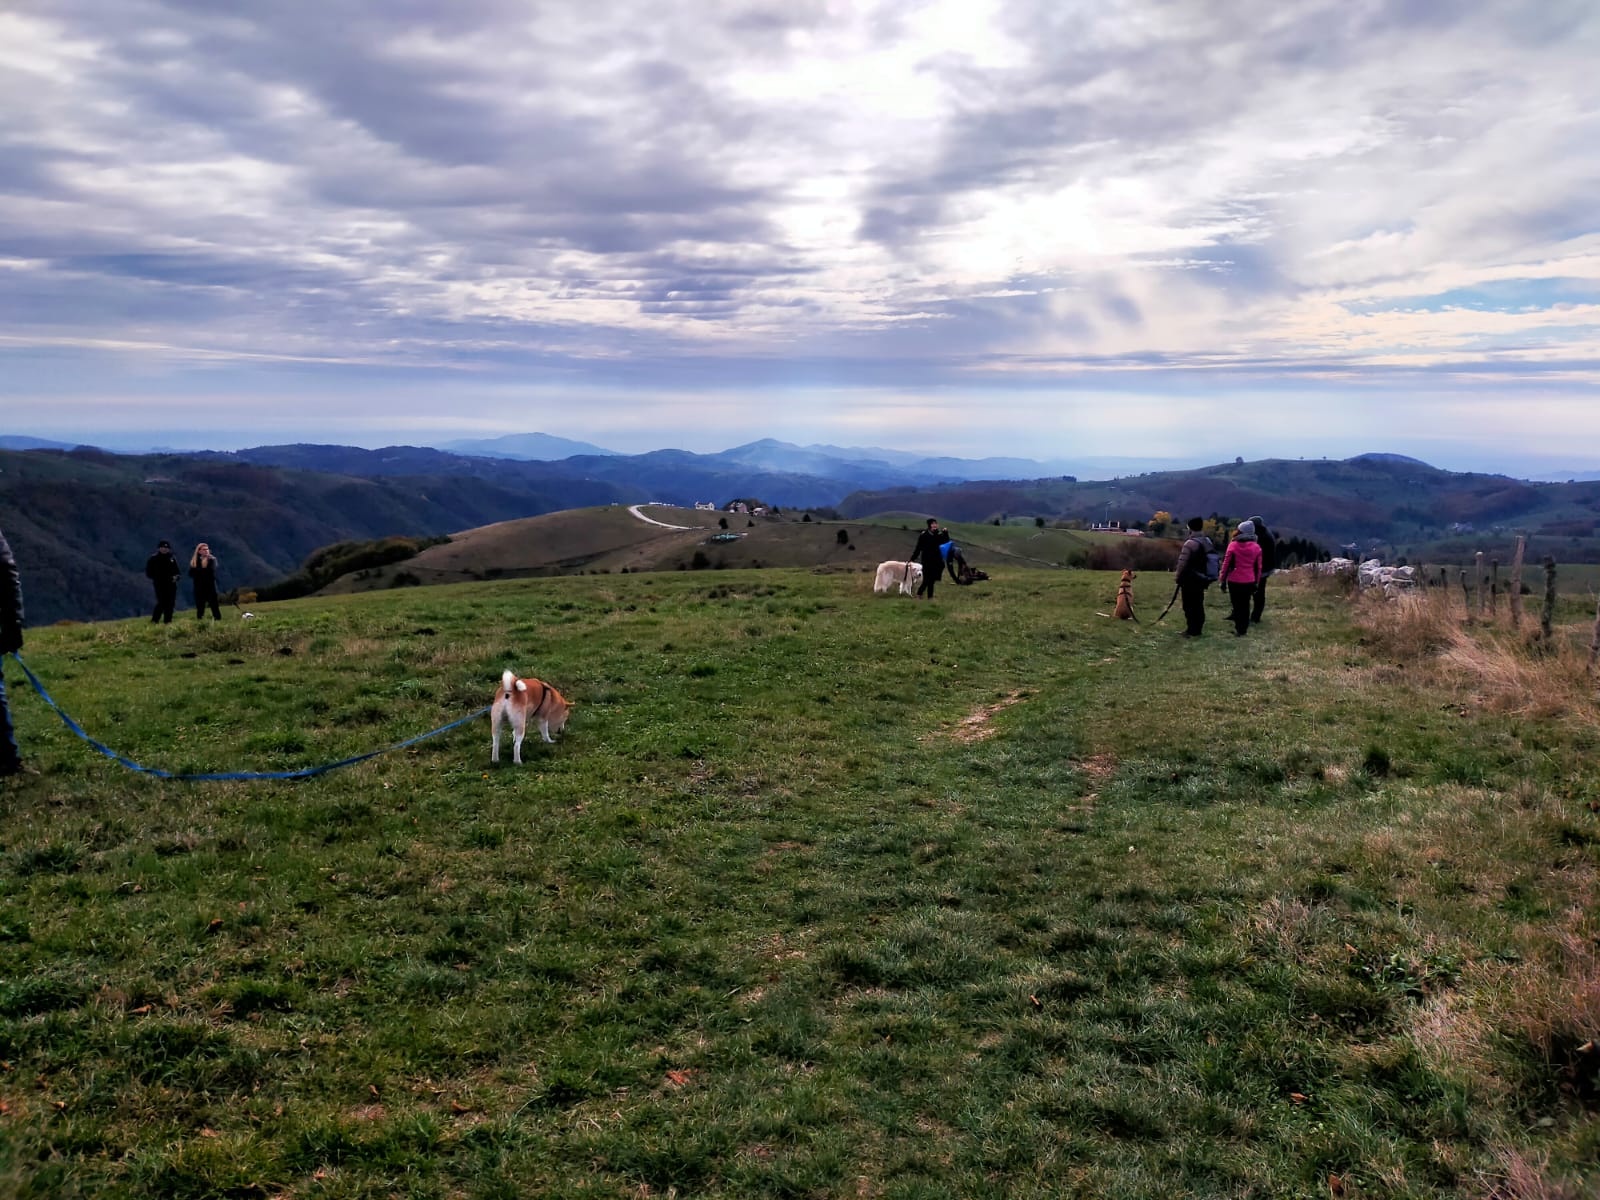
[2,570,1597,1198]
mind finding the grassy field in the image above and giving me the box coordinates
[320,506,1136,598]
[2,568,1597,1198]
[1413,560,1600,600]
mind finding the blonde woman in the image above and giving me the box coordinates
[189,542,222,620]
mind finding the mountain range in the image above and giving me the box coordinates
[3,438,1597,625]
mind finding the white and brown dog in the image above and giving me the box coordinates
[490,669,570,764]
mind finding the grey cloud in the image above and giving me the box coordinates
[1165,243,1292,299]
[3,0,1597,419]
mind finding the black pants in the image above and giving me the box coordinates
[195,589,222,620]
[1180,580,1209,636]
[151,583,177,623]
[1227,582,1255,636]
[0,660,19,774]
[1251,575,1268,623]
[916,562,939,598]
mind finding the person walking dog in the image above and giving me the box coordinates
[1218,520,1265,637]
[145,538,182,623]
[190,542,223,621]
[0,524,27,777]
[1171,517,1216,637]
[909,518,947,600]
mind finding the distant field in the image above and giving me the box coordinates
[1418,559,1600,598]
[3,571,1597,1197]
[319,507,1145,598]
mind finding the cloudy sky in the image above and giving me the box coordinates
[4,0,1599,472]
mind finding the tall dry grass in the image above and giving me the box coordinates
[1353,587,1599,719]
[1468,911,1600,1199]
[1349,582,1599,1200]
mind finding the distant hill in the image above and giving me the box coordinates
[0,435,90,451]
[0,448,628,624]
[316,506,1126,596]
[838,455,1600,563]
[12,441,1600,626]
[0,441,914,623]
[225,443,863,509]
[439,431,619,459]
[710,439,1054,484]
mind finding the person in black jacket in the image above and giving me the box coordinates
[1248,515,1277,624]
[0,524,25,777]
[145,539,182,623]
[1171,517,1215,637]
[909,518,946,600]
[189,542,222,620]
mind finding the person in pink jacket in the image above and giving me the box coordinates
[1218,520,1265,637]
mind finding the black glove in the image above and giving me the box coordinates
[0,625,21,655]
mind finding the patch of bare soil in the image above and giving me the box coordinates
[1071,752,1117,811]
[929,690,1027,744]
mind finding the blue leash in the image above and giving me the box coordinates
[7,652,490,781]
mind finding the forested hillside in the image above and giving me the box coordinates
[840,454,1600,562]
[0,449,620,623]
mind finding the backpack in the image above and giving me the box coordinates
[1187,536,1219,584]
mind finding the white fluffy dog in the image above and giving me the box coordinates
[873,560,923,596]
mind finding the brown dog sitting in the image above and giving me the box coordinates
[1113,569,1139,621]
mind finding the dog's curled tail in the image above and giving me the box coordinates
[502,669,526,699]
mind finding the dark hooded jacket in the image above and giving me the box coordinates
[1248,516,1277,574]
[0,526,23,652]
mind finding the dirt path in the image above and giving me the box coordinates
[627,504,697,531]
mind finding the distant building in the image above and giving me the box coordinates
[694,502,716,511]
[1088,520,1122,532]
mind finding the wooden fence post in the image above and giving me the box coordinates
[1490,559,1499,616]
[1590,591,1600,676]
[1509,536,1525,631]
[1459,569,1470,610]
[1540,556,1557,640]
[1475,551,1487,616]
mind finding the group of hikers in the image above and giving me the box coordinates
[144,539,225,622]
[0,512,1277,780]
[0,528,227,778]
[1172,514,1277,637]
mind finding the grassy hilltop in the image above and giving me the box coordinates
[2,569,1598,1198]
[318,506,1142,595]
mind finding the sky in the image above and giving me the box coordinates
[4,0,1600,475]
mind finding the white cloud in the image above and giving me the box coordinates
[1,0,1597,464]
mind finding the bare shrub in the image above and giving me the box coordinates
[1083,539,1180,572]
[1355,589,1460,661]
[1288,566,1358,599]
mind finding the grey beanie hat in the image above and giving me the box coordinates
[1237,520,1255,536]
